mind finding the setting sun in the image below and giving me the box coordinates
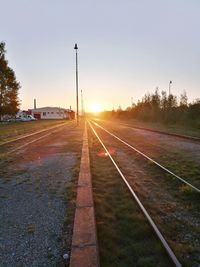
[90,103,103,113]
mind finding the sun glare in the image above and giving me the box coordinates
[90,103,102,113]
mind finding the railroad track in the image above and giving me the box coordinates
[0,122,71,146]
[0,121,74,156]
[94,119,200,142]
[88,120,182,267]
[90,120,200,193]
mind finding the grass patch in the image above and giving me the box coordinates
[47,251,55,260]
[178,184,200,207]
[179,184,194,194]
[145,159,200,209]
[2,176,12,183]
[162,157,200,188]
[0,194,8,199]
[26,223,35,234]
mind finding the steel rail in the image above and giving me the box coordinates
[91,121,200,193]
[88,121,182,267]
[0,122,70,147]
[3,124,69,155]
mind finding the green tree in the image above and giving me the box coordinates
[150,88,160,121]
[180,90,188,107]
[0,42,20,120]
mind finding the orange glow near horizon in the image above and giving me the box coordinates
[89,103,103,113]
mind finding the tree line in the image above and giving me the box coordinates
[101,89,200,128]
[0,42,20,120]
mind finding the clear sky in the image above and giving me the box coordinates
[1,0,200,111]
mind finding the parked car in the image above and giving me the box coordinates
[28,115,37,121]
[15,115,37,121]
[20,115,37,121]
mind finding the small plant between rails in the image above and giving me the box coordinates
[88,121,181,267]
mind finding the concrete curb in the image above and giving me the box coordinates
[70,124,99,267]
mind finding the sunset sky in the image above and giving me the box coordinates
[2,0,200,111]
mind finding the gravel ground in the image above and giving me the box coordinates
[0,124,83,267]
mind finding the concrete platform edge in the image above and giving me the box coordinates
[69,123,100,267]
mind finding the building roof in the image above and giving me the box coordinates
[29,107,74,112]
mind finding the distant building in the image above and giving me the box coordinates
[29,107,75,120]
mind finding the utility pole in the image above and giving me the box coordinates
[74,43,79,125]
[169,80,172,96]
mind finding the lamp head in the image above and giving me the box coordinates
[74,43,78,50]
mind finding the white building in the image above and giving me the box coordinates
[29,107,75,120]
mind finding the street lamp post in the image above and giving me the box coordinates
[169,80,172,96]
[74,43,79,125]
